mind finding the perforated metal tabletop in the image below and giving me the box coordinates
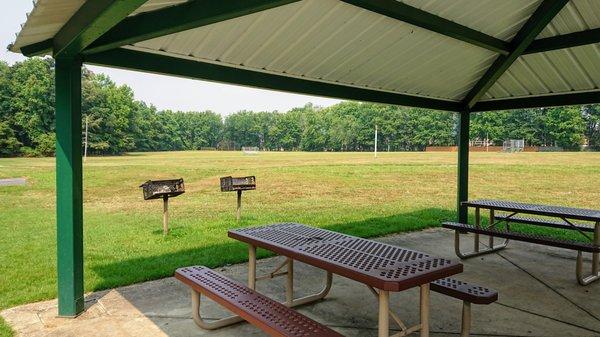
[228,223,463,291]
[462,199,600,222]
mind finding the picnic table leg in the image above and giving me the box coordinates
[378,290,389,337]
[248,244,256,290]
[286,258,294,307]
[420,283,430,337]
[460,301,471,337]
[253,256,332,307]
[576,221,600,285]
[289,271,332,307]
[191,290,244,329]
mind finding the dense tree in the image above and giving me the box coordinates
[0,120,20,155]
[545,106,585,150]
[268,109,302,150]
[173,110,222,150]
[82,72,137,154]
[0,58,55,156]
[0,58,596,157]
[582,104,600,150]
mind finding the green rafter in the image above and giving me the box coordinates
[471,91,600,112]
[20,39,53,57]
[84,48,461,112]
[84,0,300,55]
[341,0,510,55]
[462,0,569,109]
[53,0,148,57]
[524,28,600,54]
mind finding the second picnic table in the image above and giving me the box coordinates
[443,199,600,285]
[228,223,463,337]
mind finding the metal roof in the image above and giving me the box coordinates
[8,0,600,111]
[10,0,187,52]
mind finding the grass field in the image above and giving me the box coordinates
[0,151,599,336]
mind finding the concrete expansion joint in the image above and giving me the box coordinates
[495,302,600,335]
[324,323,547,336]
[496,252,600,323]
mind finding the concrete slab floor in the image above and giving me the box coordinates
[2,228,599,337]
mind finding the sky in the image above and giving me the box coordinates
[1,2,341,115]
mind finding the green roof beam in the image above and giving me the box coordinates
[524,28,600,54]
[84,48,461,112]
[19,39,53,57]
[471,91,600,112]
[84,0,300,55]
[341,0,510,55]
[462,0,569,109]
[53,0,148,57]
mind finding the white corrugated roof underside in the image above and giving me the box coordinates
[8,0,600,104]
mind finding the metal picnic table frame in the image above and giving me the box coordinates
[228,223,463,337]
[457,199,600,285]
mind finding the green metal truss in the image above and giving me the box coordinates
[523,28,600,54]
[341,0,510,54]
[471,91,600,112]
[20,39,53,57]
[83,0,301,55]
[53,0,148,57]
[84,48,462,112]
[461,0,570,109]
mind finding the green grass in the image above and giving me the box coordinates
[0,151,599,335]
[0,317,11,337]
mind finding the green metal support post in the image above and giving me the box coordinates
[457,110,470,223]
[55,57,84,317]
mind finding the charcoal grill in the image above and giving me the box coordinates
[220,176,255,221]
[140,178,185,235]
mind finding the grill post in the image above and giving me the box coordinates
[163,196,169,235]
[220,176,255,221]
[237,190,242,221]
[139,178,184,235]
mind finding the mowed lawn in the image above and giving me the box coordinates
[0,151,599,335]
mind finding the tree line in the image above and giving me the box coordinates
[1,58,598,157]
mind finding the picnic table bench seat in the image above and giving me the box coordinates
[175,265,343,337]
[431,277,497,305]
[494,214,595,233]
[175,265,495,337]
[431,277,498,337]
[442,222,600,253]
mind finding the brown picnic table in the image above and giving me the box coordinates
[228,223,464,337]
[443,199,600,285]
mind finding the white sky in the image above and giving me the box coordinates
[1,2,341,115]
